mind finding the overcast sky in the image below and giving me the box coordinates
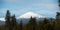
[0,0,59,18]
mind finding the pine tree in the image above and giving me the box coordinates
[0,26,1,30]
[43,18,48,24]
[18,20,23,30]
[5,10,11,24]
[38,21,43,30]
[55,12,60,30]
[28,16,36,30]
[11,14,17,30]
[5,10,11,30]
[58,0,60,7]
[42,18,49,30]
[19,20,23,30]
[49,18,53,26]
[47,18,54,30]
[11,14,17,27]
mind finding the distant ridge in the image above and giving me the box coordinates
[18,12,46,18]
[0,18,5,21]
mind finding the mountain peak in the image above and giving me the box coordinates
[0,18,5,21]
[18,12,46,18]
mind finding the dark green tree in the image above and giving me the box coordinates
[0,26,1,30]
[55,12,60,30]
[5,10,11,30]
[47,18,54,30]
[5,10,11,24]
[58,0,60,7]
[11,14,17,27]
[18,20,23,30]
[11,14,17,30]
[38,21,43,30]
[43,18,48,24]
[42,18,49,30]
[28,17,36,30]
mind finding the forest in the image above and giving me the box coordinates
[0,9,60,30]
[0,0,60,30]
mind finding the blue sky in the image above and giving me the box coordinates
[0,0,59,18]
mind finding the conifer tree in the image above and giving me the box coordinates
[55,11,60,30]
[0,26,1,30]
[5,10,11,24]
[42,18,48,30]
[11,14,17,27]
[59,0,60,7]
[28,16,36,30]
[5,10,11,30]
[18,20,23,30]
[47,18,54,30]
[20,20,23,30]
[11,14,17,30]
[50,18,53,25]
[43,18,48,24]
[38,21,43,30]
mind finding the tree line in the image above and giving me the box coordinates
[0,9,60,30]
[0,0,60,30]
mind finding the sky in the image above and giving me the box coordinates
[0,0,59,18]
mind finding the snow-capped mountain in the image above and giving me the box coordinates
[0,18,5,21]
[18,12,46,18]
[0,18,5,25]
[0,12,46,25]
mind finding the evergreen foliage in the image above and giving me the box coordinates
[0,6,60,30]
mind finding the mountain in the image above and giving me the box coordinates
[0,18,5,21]
[0,18,5,25]
[18,12,46,18]
[17,12,46,24]
[0,12,46,25]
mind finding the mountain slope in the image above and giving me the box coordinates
[18,12,46,18]
[0,18,5,25]
[0,18,5,21]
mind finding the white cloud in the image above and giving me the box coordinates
[40,0,58,4]
[32,3,59,10]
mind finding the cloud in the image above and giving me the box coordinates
[32,3,59,10]
[0,0,58,18]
